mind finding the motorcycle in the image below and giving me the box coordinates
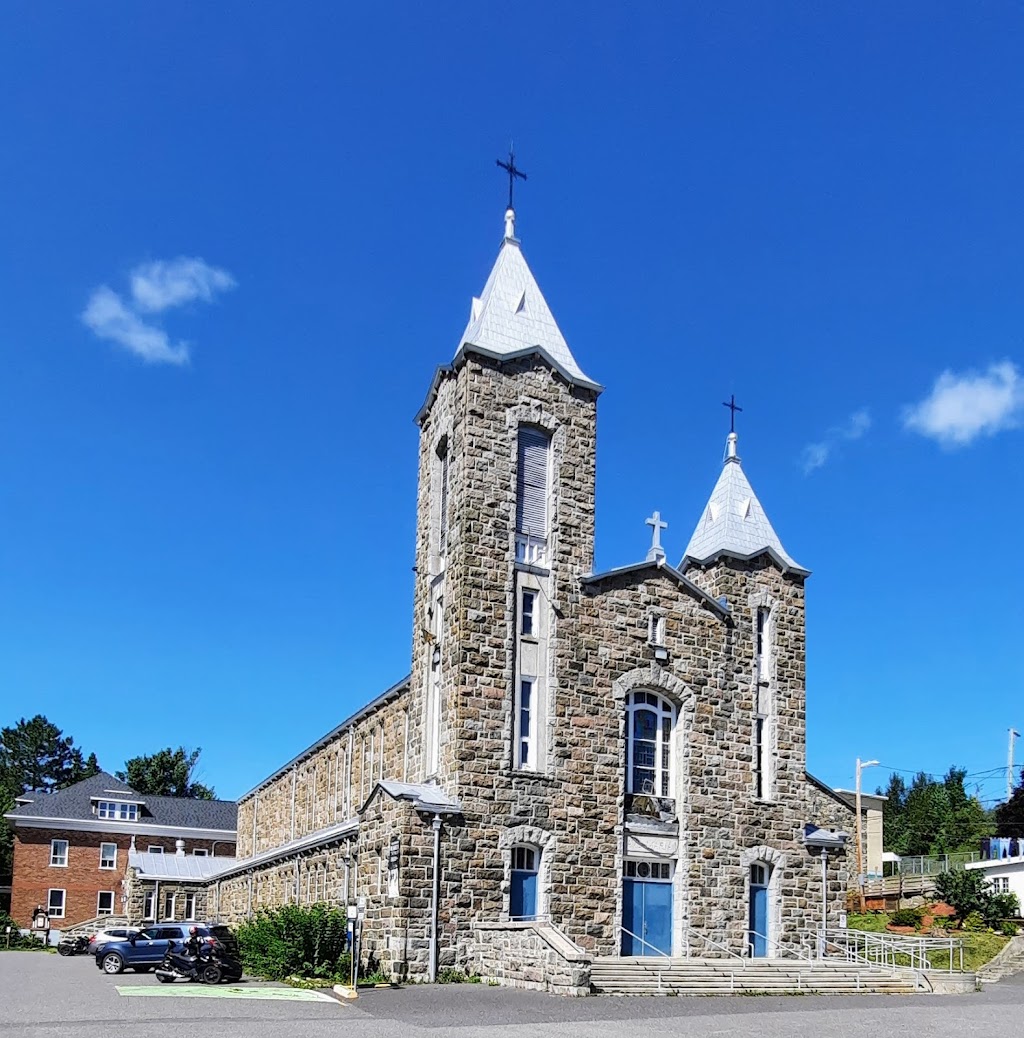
[58,934,90,956]
[154,939,243,985]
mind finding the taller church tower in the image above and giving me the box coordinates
[408,206,602,808]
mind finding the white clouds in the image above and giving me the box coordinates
[903,361,1024,446]
[81,256,235,365]
[801,408,871,474]
[81,286,190,366]
[130,257,236,313]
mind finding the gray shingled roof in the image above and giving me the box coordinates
[453,229,599,391]
[5,772,237,832]
[681,432,808,576]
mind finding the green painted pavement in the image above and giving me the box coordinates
[116,984,338,1002]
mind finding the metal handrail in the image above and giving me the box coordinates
[618,925,671,958]
[814,927,964,973]
[679,923,745,962]
[747,928,814,961]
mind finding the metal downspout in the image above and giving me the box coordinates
[429,815,442,983]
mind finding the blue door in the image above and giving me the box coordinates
[510,846,538,919]
[622,876,673,956]
[748,863,770,957]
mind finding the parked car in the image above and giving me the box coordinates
[94,924,238,975]
[88,926,140,952]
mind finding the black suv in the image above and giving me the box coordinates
[94,923,238,975]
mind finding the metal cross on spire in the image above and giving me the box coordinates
[496,146,527,212]
[722,394,743,434]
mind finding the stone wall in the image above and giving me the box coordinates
[123,867,214,925]
[235,686,410,859]
[469,921,591,995]
[211,834,357,926]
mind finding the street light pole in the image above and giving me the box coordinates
[855,758,880,913]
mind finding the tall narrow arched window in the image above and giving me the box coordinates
[515,426,550,564]
[626,691,675,796]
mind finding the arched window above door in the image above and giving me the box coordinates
[626,691,675,797]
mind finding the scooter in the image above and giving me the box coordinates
[154,940,243,985]
[58,934,90,956]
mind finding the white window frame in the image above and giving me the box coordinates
[49,839,69,868]
[99,842,118,870]
[97,800,139,821]
[521,589,538,637]
[47,889,66,918]
[625,691,675,797]
[162,893,176,921]
[184,892,196,920]
[143,890,155,921]
[516,677,537,770]
[147,845,164,854]
[96,891,115,916]
[192,848,208,856]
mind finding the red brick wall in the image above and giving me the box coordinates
[10,829,236,928]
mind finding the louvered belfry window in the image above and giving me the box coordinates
[437,443,450,555]
[516,427,550,540]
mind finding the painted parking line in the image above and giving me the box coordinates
[116,985,338,1003]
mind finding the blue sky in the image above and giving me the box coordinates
[1,4,1021,806]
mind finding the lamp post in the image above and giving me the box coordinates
[855,758,879,913]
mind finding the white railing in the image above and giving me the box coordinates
[815,927,964,973]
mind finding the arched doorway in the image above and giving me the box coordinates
[748,861,772,957]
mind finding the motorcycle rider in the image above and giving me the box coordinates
[182,926,205,959]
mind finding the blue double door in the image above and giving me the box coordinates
[621,879,672,956]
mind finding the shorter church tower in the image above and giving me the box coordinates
[680,428,810,808]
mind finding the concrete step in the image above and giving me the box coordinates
[589,957,920,995]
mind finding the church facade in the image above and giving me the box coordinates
[207,206,854,991]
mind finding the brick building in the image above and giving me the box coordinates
[200,203,856,991]
[5,771,236,929]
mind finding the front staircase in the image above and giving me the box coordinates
[590,957,924,995]
[978,937,1024,983]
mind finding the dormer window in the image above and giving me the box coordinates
[97,800,139,821]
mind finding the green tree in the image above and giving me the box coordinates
[0,716,100,884]
[0,715,99,793]
[995,768,1024,838]
[879,773,907,853]
[116,747,214,799]
[934,868,991,926]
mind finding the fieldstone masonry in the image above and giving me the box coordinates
[194,216,855,991]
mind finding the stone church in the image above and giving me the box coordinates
[206,203,854,991]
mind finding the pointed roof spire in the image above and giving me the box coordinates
[681,428,808,576]
[450,209,600,392]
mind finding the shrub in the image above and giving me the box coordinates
[962,911,987,932]
[1000,920,1019,937]
[235,903,351,982]
[0,911,45,951]
[890,908,922,928]
[983,892,1020,928]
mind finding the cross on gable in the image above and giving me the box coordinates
[646,511,667,562]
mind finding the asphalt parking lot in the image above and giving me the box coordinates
[2,952,1023,1038]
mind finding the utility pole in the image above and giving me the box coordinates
[1008,729,1020,802]
[855,758,880,913]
